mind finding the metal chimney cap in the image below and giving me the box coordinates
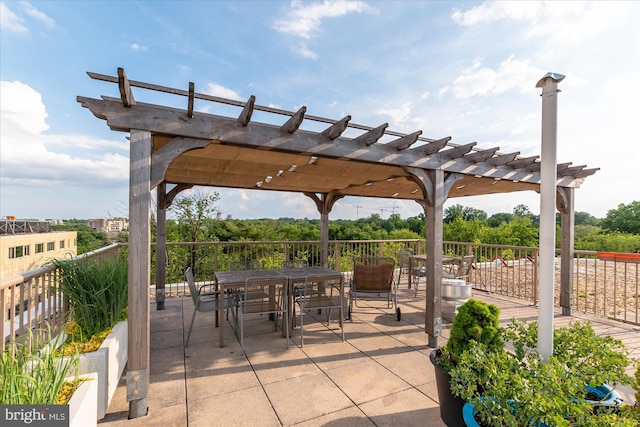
[536,72,566,88]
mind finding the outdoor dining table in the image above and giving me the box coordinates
[408,254,461,288]
[214,266,343,347]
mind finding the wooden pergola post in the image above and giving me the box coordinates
[155,182,166,311]
[558,187,575,315]
[304,192,344,268]
[127,129,151,418]
[423,170,445,348]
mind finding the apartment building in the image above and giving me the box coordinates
[0,220,77,280]
[87,218,128,234]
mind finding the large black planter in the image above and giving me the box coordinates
[430,349,466,427]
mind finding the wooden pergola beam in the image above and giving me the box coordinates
[281,106,307,134]
[353,123,388,146]
[118,68,135,107]
[321,115,351,140]
[412,137,450,155]
[386,130,422,151]
[464,147,499,163]
[237,95,255,127]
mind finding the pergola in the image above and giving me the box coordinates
[78,68,597,418]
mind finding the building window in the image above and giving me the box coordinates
[36,243,44,253]
[47,241,55,251]
[59,240,65,249]
[23,245,30,256]
[8,245,29,258]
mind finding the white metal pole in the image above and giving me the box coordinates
[536,72,565,359]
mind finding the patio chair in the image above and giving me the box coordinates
[236,276,289,353]
[293,274,344,347]
[444,255,475,282]
[396,247,414,283]
[184,267,232,347]
[348,256,400,321]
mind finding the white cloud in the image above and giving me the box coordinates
[375,102,413,127]
[273,0,374,58]
[0,81,128,188]
[0,2,55,32]
[296,42,318,59]
[451,55,544,99]
[452,1,541,26]
[273,0,373,39]
[452,1,633,45]
[0,2,28,33]
[131,43,147,52]
[203,83,243,101]
[22,2,56,28]
[1,81,49,134]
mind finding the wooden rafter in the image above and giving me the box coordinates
[412,137,450,155]
[187,82,194,118]
[281,106,307,134]
[464,147,499,163]
[507,155,539,168]
[321,115,351,140]
[237,95,255,126]
[386,131,422,151]
[560,165,586,176]
[488,152,519,166]
[353,123,388,146]
[118,67,135,107]
[439,142,476,159]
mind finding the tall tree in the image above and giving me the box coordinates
[169,189,220,267]
[601,201,640,235]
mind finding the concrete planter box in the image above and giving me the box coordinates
[59,320,128,420]
[68,372,98,427]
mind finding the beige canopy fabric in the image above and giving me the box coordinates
[77,68,596,419]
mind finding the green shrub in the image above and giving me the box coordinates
[52,255,128,339]
[450,319,637,427]
[440,298,503,371]
[0,327,79,404]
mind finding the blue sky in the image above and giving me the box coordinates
[1,1,638,221]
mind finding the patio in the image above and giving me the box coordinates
[99,280,639,426]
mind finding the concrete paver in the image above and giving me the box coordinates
[99,283,639,426]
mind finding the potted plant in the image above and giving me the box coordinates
[51,255,128,420]
[430,298,504,426]
[450,319,638,427]
[0,327,98,427]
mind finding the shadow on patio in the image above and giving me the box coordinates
[99,281,639,426]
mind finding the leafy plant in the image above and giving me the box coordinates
[449,319,638,427]
[0,327,79,404]
[438,298,503,371]
[51,255,128,341]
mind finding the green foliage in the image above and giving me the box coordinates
[450,319,637,427]
[54,221,111,254]
[0,327,79,404]
[444,204,488,223]
[441,299,503,370]
[602,201,640,235]
[51,255,128,339]
[576,231,640,253]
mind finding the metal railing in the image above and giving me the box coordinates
[3,239,639,350]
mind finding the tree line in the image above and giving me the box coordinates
[61,194,640,254]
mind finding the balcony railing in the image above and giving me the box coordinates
[2,239,638,350]
[0,244,120,351]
